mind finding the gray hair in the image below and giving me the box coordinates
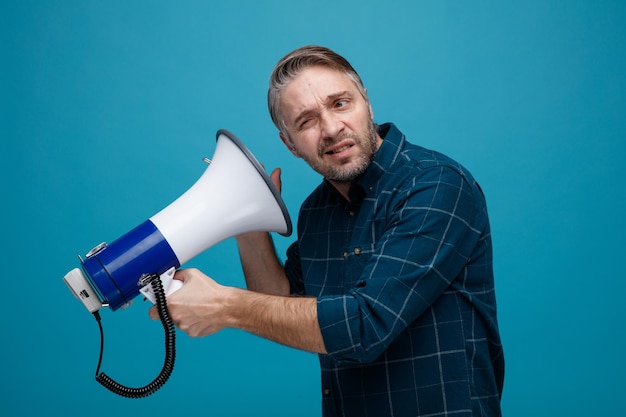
[267,45,368,139]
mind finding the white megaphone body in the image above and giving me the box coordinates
[64,129,292,313]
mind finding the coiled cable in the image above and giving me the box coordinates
[93,275,176,398]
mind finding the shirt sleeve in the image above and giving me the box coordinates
[317,164,489,364]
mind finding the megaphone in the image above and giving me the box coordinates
[64,129,292,313]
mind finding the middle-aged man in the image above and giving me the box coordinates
[150,45,505,416]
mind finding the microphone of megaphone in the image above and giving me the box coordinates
[64,129,292,313]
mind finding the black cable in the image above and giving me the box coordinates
[93,275,176,398]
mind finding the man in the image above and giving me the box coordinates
[150,45,505,416]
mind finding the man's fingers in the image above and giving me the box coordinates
[148,306,159,320]
[269,167,282,192]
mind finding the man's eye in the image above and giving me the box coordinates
[335,99,349,109]
[299,118,314,129]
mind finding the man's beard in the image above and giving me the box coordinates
[305,121,378,183]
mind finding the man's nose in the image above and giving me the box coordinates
[320,110,344,139]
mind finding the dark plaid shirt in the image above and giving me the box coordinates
[285,123,504,416]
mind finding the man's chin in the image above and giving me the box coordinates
[325,161,370,182]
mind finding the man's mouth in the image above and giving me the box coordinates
[326,145,351,154]
[324,141,354,156]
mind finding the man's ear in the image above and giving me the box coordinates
[280,132,300,158]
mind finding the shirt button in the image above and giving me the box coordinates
[348,210,355,216]
[342,251,348,260]
[354,247,362,255]
[323,388,331,397]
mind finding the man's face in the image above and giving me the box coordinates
[278,66,381,184]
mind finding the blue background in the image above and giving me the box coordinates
[2,1,625,416]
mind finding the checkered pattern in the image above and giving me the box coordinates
[284,123,504,416]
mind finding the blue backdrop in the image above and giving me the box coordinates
[2,1,625,416]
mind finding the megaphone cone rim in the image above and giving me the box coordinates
[215,129,292,237]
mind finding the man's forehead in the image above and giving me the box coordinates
[287,66,355,92]
[280,67,360,115]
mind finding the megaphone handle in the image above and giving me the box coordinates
[140,267,181,304]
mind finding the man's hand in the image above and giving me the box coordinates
[148,268,229,337]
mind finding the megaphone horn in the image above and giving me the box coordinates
[64,129,292,312]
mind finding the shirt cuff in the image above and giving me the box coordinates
[317,294,365,362]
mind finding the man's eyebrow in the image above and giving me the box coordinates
[326,90,354,103]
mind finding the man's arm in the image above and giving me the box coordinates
[234,231,326,353]
[224,284,326,354]
[236,231,290,296]
[235,166,291,296]
[149,268,326,354]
